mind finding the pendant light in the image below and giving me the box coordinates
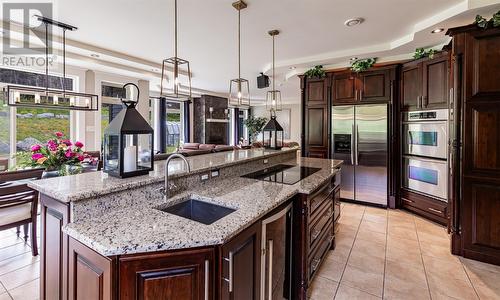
[7,16,98,111]
[266,30,282,112]
[228,0,250,108]
[160,0,192,100]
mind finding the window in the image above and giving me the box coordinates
[164,101,184,153]
[101,103,123,139]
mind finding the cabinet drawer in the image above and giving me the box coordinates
[308,222,334,281]
[309,181,333,217]
[309,200,334,249]
[401,189,447,225]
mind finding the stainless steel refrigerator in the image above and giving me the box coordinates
[332,104,388,206]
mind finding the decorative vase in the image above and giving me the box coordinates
[42,169,60,178]
[58,164,83,176]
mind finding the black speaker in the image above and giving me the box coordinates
[257,72,269,89]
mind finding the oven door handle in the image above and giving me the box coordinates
[408,156,447,164]
[408,130,413,154]
[356,124,359,166]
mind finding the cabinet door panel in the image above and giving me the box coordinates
[358,69,392,103]
[401,64,421,111]
[306,80,327,105]
[119,248,213,300]
[307,108,326,146]
[470,34,500,97]
[221,222,261,300]
[423,57,448,109]
[332,73,356,104]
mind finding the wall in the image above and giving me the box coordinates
[252,103,302,143]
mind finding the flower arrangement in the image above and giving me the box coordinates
[29,132,85,174]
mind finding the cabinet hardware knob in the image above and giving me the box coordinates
[428,207,442,214]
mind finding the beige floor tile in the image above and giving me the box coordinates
[338,216,362,227]
[352,239,386,259]
[0,252,39,276]
[359,220,387,234]
[460,257,500,275]
[385,260,427,283]
[387,226,418,241]
[317,253,346,282]
[363,213,388,225]
[0,261,40,290]
[472,282,500,300]
[331,243,352,263]
[356,227,386,246]
[0,244,31,264]
[426,272,478,300]
[387,219,416,230]
[307,276,338,300]
[386,235,421,256]
[335,284,381,300]
[336,224,358,239]
[347,249,385,275]
[365,207,388,216]
[419,241,456,261]
[386,245,424,270]
[0,293,13,300]
[422,255,469,282]
[383,277,430,300]
[7,279,39,300]
[341,264,384,297]
[416,230,450,247]
[0,283,5,294]
[387,209,415,220]
[461,258,500,299]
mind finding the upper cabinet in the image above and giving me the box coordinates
[332,67,395,105]
[305,77,328,106]
[401,52,449,111]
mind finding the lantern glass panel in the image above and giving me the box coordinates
[104,134,120,174]
[122,133,153,173]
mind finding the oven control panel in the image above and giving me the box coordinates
[404,109,448,122]
[409,111,436,120]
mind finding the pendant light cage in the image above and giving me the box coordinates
[160,0,192,101]
[6,16,98,111]
[228,0,250,108]
[266,29,282,113]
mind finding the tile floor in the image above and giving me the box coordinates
[308,202,500,300]
[0,223,39,300]
[1,204,499,300]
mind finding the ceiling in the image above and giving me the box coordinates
[2,0,500,104]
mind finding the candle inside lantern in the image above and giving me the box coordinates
[69,97,75,106]
[14,91,20,103]
[270,131,275,148]
[34,93,41,104]
[85,99,90,108]
[53,95,59,105]
[123,146,137,173]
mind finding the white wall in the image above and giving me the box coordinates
[252,103,302,143]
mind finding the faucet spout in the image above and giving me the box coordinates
[164,153,191,200]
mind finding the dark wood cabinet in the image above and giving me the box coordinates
[400,189,448,225]
[220,222,261,300]
[40,195,71,300]
[448,25,500,266]
[401,52,449,111]
[119,248,214,300]
[68,238,114,300]
[332,67,394,105]
[301,76,330,158]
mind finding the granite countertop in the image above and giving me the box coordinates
[28,148,298,203]
[63,157,343,256]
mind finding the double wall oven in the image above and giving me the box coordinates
[402,109,448,201]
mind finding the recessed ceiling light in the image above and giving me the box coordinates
[289,66,296,70]
[344,18,364,27]
[90,53,100,58]
[431,28,445,34]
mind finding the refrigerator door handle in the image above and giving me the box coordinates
[351,124,355,164]
[356,124,359,166]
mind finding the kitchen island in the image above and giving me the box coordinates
[29,148,342,300]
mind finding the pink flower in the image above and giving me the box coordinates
[31,144,41,152]
[47,140,58,151]
[77,155,84,161]
[55,132,64,138]
[74,141,84,148]
[65,150,74,158]
[32,153,44,161]
[62,140,72,147]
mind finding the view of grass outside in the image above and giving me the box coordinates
[0,103,10,167]
[166,112,181,153]
[101,105,110,140]
[16,107,70,143]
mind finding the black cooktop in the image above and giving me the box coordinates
[242,164,321,185]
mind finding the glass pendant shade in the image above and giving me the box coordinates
[229,78,250,107]
[160,57,192,100]
[266,90,282,112]
[103,83,154,178]
[160,0,192,101]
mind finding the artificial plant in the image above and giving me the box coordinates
[304,65,326,78]
[413,48,437,60]
[350,58,376,73]
[243,115,268,142]
[474,10,500,29]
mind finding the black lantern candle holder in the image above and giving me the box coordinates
[103,83,154,178]
[262,114,284,150]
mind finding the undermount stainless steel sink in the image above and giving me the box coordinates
[157,199,236,225]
